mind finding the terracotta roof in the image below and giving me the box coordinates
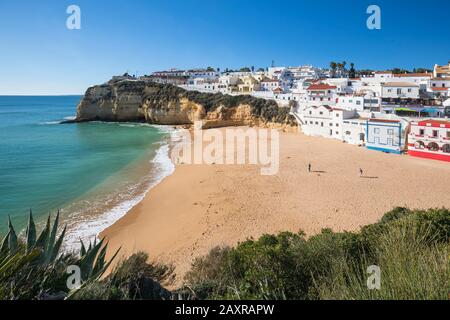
[416,119,450,128]
[382,82,419,87]
[393,73,432,78]
[431,87,449,91]
[307,84,337,90]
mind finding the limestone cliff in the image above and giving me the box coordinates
[76,80,297,129]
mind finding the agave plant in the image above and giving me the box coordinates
[0,211,120,300]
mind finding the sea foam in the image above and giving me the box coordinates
[63,127,177,252]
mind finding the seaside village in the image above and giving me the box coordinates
[118,61,450,162]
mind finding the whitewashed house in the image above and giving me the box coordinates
[306,83,337,106]
[301,105,356,141]
[260,77,281,92]
[336,93,381,112]
[381,82,420,100]
[366,118,409,154]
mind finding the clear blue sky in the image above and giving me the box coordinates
[0,0,449,95]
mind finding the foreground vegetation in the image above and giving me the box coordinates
[0,207,448,300]
[183,207,449,300]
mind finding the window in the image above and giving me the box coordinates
[336,131,339,135]
[408,89,412,93]
[320,111,323,115]
[387,129,394,135]
[309,111,312,115]
[345,131,351,135]
[356,101,361,105]
[321,122,324,127]
[432,130,438,138]
[336,124,339,127]
[447,132,450,139]
[419,129,425,136]
[374,128,380,134]
[397,88,402,94]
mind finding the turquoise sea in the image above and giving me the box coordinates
[0,96,173,248]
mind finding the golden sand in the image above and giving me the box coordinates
[101,128,450,285]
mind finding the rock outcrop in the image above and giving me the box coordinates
[76,80,297,130]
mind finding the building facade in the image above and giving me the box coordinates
[366,118,407,154]
[408,119,450,162]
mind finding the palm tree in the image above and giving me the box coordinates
[337,63,343,77]
[349,63,356,78]
[330,62,337,78]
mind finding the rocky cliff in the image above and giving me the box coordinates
[76,80,297,129]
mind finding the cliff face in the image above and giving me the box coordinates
[76,80,297,129]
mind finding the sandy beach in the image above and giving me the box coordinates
[101,127,450,284]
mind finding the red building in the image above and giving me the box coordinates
[408,119,450,162]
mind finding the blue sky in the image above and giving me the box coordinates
[0,0,449,95]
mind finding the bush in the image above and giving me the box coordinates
[184,208,449,300]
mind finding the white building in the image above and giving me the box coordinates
[366,118,409,154]
[301,105,356,141]
[259,77,281,92]
[381,82,420,100]
[306,83,337,106]
[391,73,432,91]
[373,71,394,79]
[336,93,381,112]
[408,119,450,162]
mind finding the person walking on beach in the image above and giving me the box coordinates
[308,162,312,173]
[359,168,363,177]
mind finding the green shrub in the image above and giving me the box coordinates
[184,208,449,300]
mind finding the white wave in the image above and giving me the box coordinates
[63,126,176,252]
[38,120,61,125]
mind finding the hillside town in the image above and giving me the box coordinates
[115,61,450,162]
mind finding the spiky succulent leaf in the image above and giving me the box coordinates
[7,216,18,252]
[26,210,37,251]
[96,246,121,280]
[46,211,60,257]
[79,238,104,281]
[91,242,108,276]
[80,240,86,256]
[35,215,51,250]
[0,230,11,253]
[49,225,66,262]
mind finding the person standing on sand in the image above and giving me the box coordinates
[308,163,312,173]
[359,168,363,177]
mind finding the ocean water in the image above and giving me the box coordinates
[0,96,174,248]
